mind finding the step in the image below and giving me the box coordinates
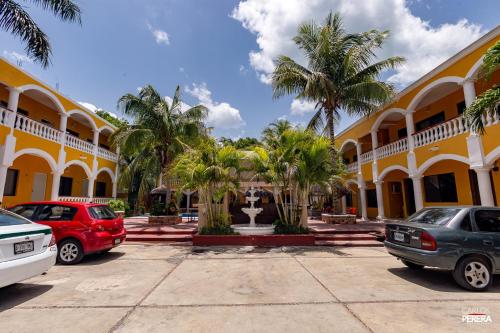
[124,240,193,246]
[314,233,377,241]
[126,228,196,235]
[315,240,384,247]
[125,234,193,242]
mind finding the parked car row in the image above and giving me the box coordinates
[0,201,126,288]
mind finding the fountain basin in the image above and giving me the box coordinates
[231,223,275,235]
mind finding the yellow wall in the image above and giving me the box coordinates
[95,172,112,197]
[3,155,53,207]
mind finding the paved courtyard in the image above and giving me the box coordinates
[1,244,499,333]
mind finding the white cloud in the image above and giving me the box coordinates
[3,50,33,64]
[147,22,170,45]
[164,96,192,113]
[77,101,118,118]
[179,67,185,72]
[290,99,316,116]
[239,64,249,75]
[231,0,483,86]
[185,83,245,129]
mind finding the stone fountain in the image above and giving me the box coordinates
[231,187,275,235]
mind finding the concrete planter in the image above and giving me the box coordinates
[114,211,125,219]
[321,214,357,224]
[148,215,182,225]
[193,234,315,247]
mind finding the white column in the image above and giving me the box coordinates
[0,134,17,202]
[355,143,363,172]
[371,131,379,181]
[87,176,95,199]
[51,171,62,200]
[411,176,424,211]
[371,131,378,156]
[7,87,21,131]
[359,184,368,221]
[341,195,347,214]
[92,130,100,155]
[375,181,385,220]
[112,181,117,198]
[405,110,415,151]
[462,79,476,108]
[474,167,495,206]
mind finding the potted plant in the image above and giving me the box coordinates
[108,199,127,218]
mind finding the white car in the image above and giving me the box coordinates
[0,208,57,288]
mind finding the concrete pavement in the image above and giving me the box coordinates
[0,244,499,332]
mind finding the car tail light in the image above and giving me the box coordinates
[49,234,56,247]
[420,231,437,251]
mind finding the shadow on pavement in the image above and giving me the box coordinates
[75,251,126,266]
[0,283,52,311]
[388,267,500,292]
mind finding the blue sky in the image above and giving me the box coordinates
[1,0,499,139]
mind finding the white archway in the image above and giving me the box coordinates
[371,108,407,133]
[407,76,464,111]
[67,109,98,131]
[345,178,359,187]
[64,160,92,178]
[98,125,114,134]
[416,154,470,177]
[16,84,65,114]
[339,139,358,153]
[12,148,58,172]
[485,147,500,167]
[465,56,485,80]
[378,165,409,181]
[96,167,115,181]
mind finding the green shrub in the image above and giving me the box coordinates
[273,220,309,234]
[108,199,127,211]
[199,225,238,235]
[150,202,166,216]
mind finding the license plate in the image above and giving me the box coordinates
[14,241,34,254]
[393,232,406,242]
[114,238,121,245]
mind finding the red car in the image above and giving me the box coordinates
[8,201,126,265]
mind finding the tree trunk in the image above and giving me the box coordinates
[300,189,309,228]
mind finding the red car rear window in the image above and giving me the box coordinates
[88,206,116,220]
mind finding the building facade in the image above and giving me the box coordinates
[337,27,500,220]
[0,58,119,206]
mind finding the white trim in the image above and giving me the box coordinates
[345,178,359,186]
[96,167,115,180]
[336,26,500,139]
[465,55,485,80]
[64,160,92,178]
[370,108,407,133]
[98,125,114,134]
[407,76,464,111]
[416,154,470,177]
[0,56,118,131]
[485,146,500,166]
[339,139,358,152]
[67,109,98,131]
[12,148,58,172]
[16,84,65,113]
[378,165,409,180]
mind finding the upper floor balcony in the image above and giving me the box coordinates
[0,105,118,162]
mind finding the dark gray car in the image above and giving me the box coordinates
[384,207,500,291]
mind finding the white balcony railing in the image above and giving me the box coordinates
[376,137,408,159]
[346,162,358,173]
[98,146,118,161]
[413,115,469,149]
[0,106,13,126]
[58,196,113,204]
[359,151,373,165]
[65,134,95,154]
[14,114,62,143]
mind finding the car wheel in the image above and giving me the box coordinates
[453,256,492,291]
[401,260,424,270]
[57,239,84,265]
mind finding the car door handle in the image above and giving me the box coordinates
[483,240,494,246]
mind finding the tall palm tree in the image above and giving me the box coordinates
[0,0,81,68]
[465,41,500,133]
[272,12,404,148]
[112,85,208,201]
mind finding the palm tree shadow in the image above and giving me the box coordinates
[0,283,53,312]
[76,251,126,266]
[387,267,500,293]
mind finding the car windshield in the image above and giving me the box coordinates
[0,209,31,226]
[88,205,116,220]
[406,208,461,225]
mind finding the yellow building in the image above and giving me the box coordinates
[337,26,500,220]
[0,57,119,206]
